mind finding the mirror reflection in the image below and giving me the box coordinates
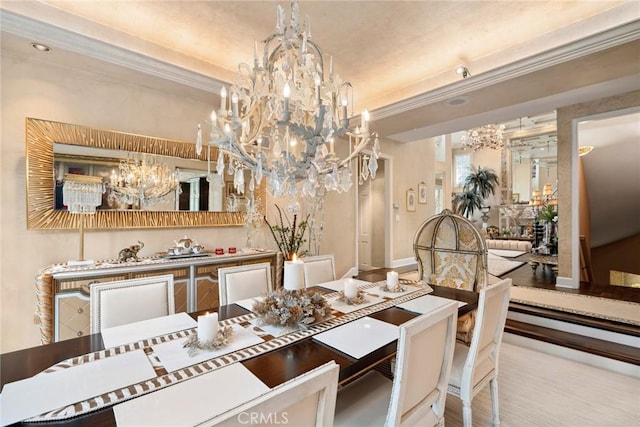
[509,132,557,204]
[54,143,253,213]
[27,118,264,230]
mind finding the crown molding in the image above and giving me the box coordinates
[372,20,640,120]
[2,10,638,116]
[1,10,226,94]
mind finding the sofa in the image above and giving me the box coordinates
[486,239,532,252]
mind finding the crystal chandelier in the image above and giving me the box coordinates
[460,124,506,151]
[196,0,380,207]
[108,156,180,207]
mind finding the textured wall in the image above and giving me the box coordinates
[0,45,258,352]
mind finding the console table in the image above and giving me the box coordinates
[35,250,281,344]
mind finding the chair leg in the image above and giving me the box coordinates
[462,400,472,427]
[437,418,445,427]
[490,377,500,426]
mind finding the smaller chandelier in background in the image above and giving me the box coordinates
[460,124,506,151]
[108,156,180,207]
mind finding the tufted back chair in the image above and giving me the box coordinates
[413,209,489,344]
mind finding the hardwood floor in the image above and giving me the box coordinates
[501,253,640,303]
[358,252,640,304]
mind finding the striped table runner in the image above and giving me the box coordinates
[27,279,430,422]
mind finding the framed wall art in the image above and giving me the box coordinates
[406,189,416,212]
[418,182,427,204]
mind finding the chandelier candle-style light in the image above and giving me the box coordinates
[108,156,180,207]
[197,0,380,209]
[460,124,506,151]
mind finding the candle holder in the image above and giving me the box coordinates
[183,325,234,356]
[379,282,407,293]
[337,289,367,305]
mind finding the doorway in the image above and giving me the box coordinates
[577,109,640,286]
[358,156,389,271]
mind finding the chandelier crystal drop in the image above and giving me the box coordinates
[108,156,180,207]
[460,124,506,151]
[197,0,380,210]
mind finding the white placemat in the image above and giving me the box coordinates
[327,294,386,314]
[313,316,399,359]
[113,363,269,427]
[314,278,372,292]
[0,350,156,426]
[152,324,264,373]
[397,295,465,315]
[101,312,197,348]
[233,296,264,312]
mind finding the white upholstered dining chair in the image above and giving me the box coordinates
[334,301,459,427]
[447,278,512,427]
[90,274,175,334]
[302,254,336,287]
[218,262,273,306]
[198,361,339,427]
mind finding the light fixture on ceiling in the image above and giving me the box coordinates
[196,0,379,211]
[31,42,51,52]
[578,145,594,156]
[108,156,180,207]
[460,124,506,151]
[455,65,470,79]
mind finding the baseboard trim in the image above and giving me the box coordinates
[391,258,417,269]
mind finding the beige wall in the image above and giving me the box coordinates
[0,46,252,352]
[383,137,436,261]
[0,43,364,353]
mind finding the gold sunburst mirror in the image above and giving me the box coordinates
[26,118,265,230]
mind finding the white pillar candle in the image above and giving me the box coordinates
[197,312,218,343]
[344,279,358,299]
[284,257,305,290]
[387,271,399,290]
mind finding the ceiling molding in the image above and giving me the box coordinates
[2,10,638,121]
[0,10,226,94]
[371,20,640,121]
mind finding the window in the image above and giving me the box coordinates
[453,152,472,189]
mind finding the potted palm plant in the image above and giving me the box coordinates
[452,166,500,219]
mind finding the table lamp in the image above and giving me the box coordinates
[62,174,104,266]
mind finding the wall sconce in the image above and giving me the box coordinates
[578,145,594,156]
[63,174,105,266]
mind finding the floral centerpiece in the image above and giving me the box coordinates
[264,204,310,261]
[253,288,330,329]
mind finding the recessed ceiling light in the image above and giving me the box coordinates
[445,96,471,107]
[31,43,51,52]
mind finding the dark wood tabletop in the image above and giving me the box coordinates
[1,285,477,426]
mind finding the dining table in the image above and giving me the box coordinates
[1,279,477,427]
